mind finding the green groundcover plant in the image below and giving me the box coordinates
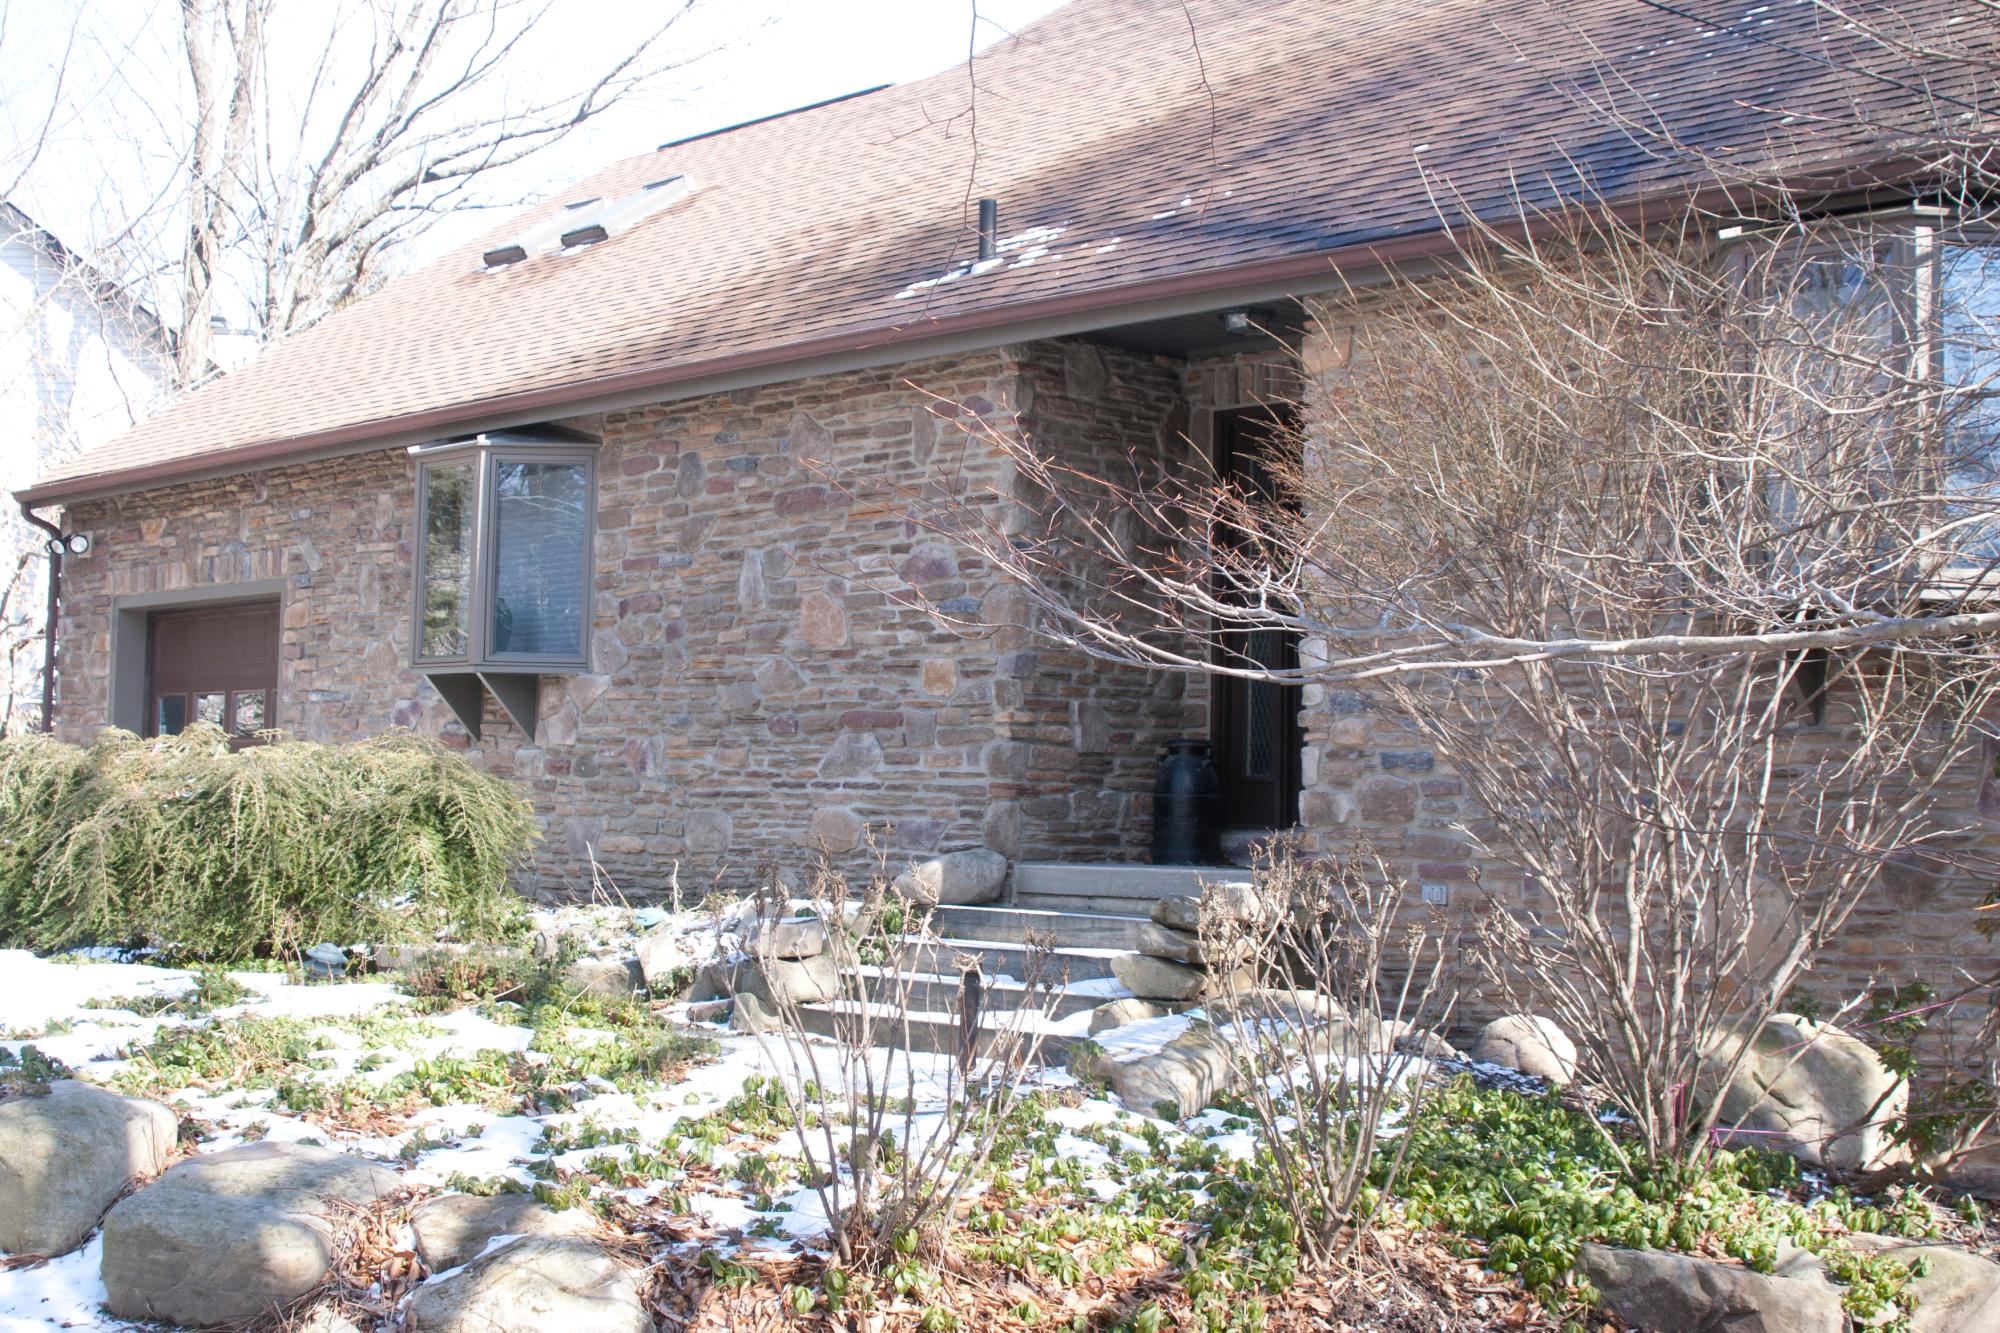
[0,725,536,959]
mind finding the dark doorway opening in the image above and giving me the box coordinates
[147,601,280,743]
[1209,407,1304,833]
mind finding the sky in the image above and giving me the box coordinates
[0,0,1072,316]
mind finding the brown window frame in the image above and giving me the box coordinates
[409,432,598,676]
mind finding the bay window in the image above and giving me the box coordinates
[410,429,596,737]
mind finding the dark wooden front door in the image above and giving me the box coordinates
[1210,408,1304,831]
[147,602,279,741]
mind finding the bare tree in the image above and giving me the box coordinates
[868,150,2000,1173]
[112,0,704,383]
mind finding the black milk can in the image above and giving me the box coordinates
[1151,738,1222,865]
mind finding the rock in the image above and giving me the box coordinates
[372,942,462,972]
[1577,1242,1844,1333]
[1151,882,1264,932]
[743,914,828,961]
[1470,1014,1580,1083]
[1111,952,1208,1001]
[411,1193,595,1272]
[1385,1021,1463,1061]
[1099,1018,1241,1119]
[1843,1233,2000,1332]
[892,847,1008,906]
[0,1081,178,1257]
[1703,1014,1908,1173]
[633,932,686,991]
[690,952,840,1006]
[730,992,780,1033]
[1087,998,1171,1035]
[100,1141,398,1328]
[561,956,642,999]
[1945,1141,2000,1199]
[403,1236,651,1333]
[1135,922,1204,965]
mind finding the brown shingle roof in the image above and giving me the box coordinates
[22,0,1981,502]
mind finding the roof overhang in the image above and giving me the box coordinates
[16,158,1932,510]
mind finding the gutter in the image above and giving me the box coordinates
[13,156,1929,510]
[17,502,62,733]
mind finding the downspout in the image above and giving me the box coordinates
[18,501,62,734]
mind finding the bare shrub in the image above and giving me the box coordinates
[1201,842,1459,1268]
[888,204,2000,1175]
[729,860,1064,1268]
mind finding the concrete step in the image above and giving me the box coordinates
[891,936,1123,984]
[926,904,1148,950]
[792,998,1083,1062]
[856,965,1130,1019]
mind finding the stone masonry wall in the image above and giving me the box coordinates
[1287,306,2000,1051]
[995,340,1205,863]
[55,352,1039,896]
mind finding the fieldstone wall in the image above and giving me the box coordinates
[996,340,1206,863]
[55,353,1046,895]
[52,344,1221,894]
[1286,306,2000,1051]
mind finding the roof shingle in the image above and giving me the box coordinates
[23,0,1982,501]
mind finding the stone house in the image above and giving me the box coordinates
[11,0,1989,997]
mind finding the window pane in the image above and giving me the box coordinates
[232,690,266,734]
[489,459,588,658]
[194,692,226,726]
[156,694,187,736]
[421,462,474,658]
[1941,243,2000,559]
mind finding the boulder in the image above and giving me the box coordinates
[1577,1242,1844,1333]
[1843,1233,2000,1333]
[1385,1020,1463,1062]
[1470,1014,1580,1083]
[100,1141,399,1328]
[411,1193,596,1273]
[730,992,780,1033]
[1703,1014,1908,1173]
[743,914,828,961]
[633,932,686,991]
[1151,881,1264,932]
[1087,998,1171,1035]
[561,955,643,999]
[1945,1140,2000,1200]
[691,953,840,1006]
[892,848,1008,906]
[1134,922,1204,965]
[1091,1018,1240,1119]
[0,1081,178,1257]
[1111,952,1207,1001]
[404,1236,651,1333]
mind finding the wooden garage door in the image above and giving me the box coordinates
[147,602,279,740]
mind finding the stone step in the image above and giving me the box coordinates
[792,998,1084,1062]
[926,905,1149,950]
[891,936,1124,984]
[1008,862,1251,909]
[856,965,1130,1019]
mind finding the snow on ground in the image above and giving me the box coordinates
[0,950,193,1033]
[0,1235,113,1332]
[0,913,1281,1332]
